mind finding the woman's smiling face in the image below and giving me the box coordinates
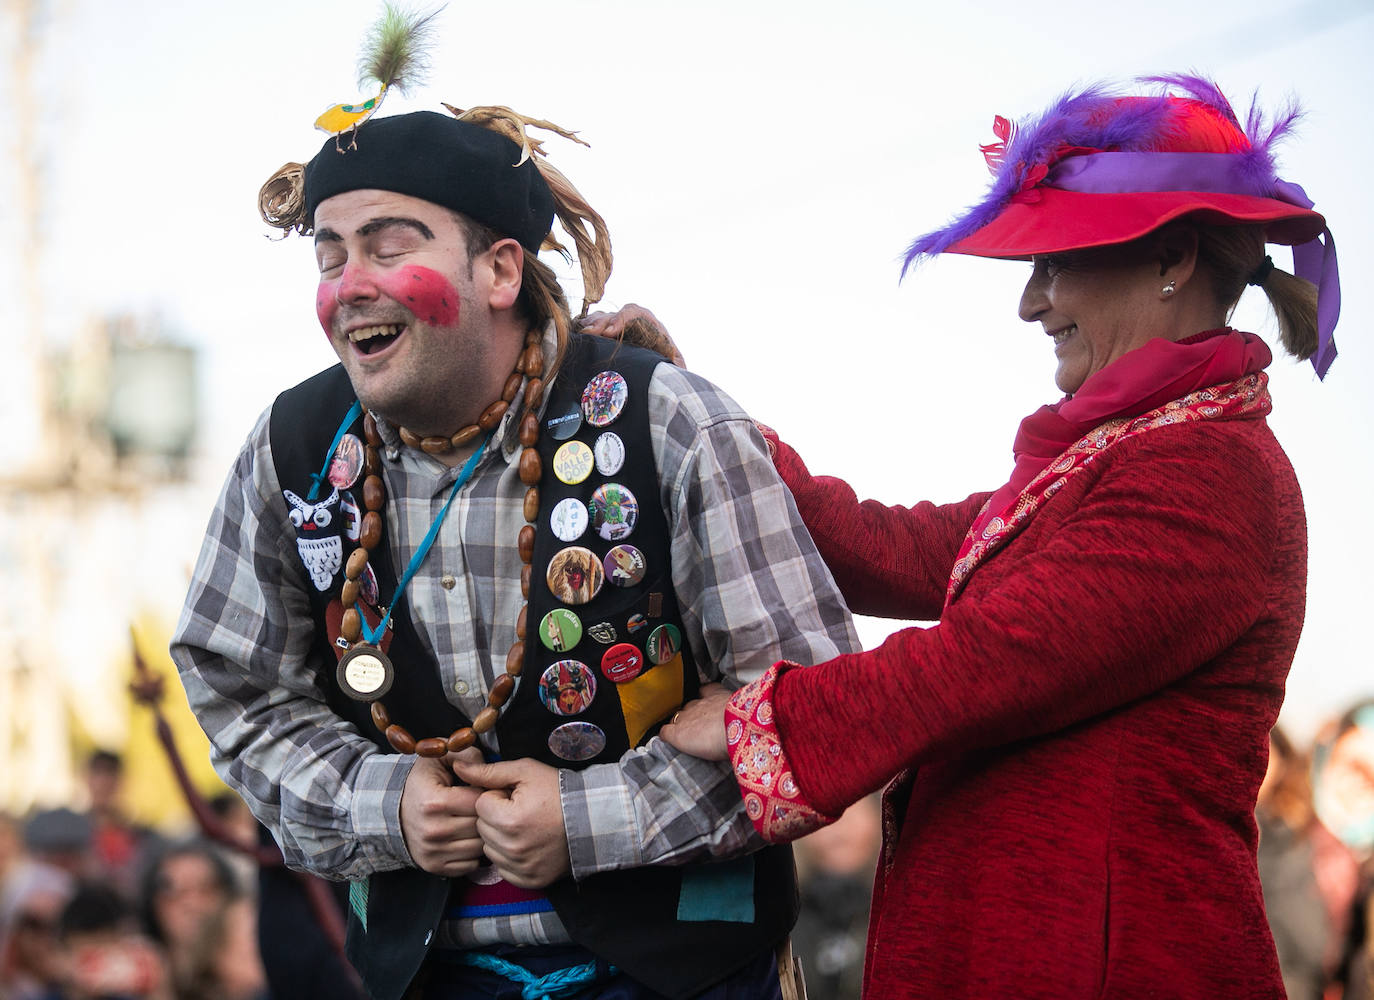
[1018,244,1168,395]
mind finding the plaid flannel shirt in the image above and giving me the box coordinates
[172,350,859,947]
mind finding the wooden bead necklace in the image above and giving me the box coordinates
[338,327,548,757]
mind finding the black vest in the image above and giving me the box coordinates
[268,335,797,1000]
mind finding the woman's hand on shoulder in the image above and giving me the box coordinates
[576,303,686,368]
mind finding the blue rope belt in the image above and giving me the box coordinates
[455,950,616,1000]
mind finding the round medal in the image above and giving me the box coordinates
[550,498,589,542]
[646,624,682,665]
[546,547,605,605]
[581,371,628,427]
[603,545,647,587]
[589,483,639,542]
[539,660,597,717]
[593,432,626,476]
[601,643,645,683]
[553,441,595,486]
[539,608,584,652]
[328,433,365,489]
[336,644,395,701]
[548,721,607,762]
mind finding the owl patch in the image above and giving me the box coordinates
[284,487,344,591]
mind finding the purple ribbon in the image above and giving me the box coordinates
[1047,151,1339,379]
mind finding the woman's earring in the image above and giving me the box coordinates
[1162,280,1177,296]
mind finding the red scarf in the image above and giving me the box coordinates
[972,328,1272,543]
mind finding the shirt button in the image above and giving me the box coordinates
[454,680,470,696]
[440,574,457,590]
[385,447,401,462]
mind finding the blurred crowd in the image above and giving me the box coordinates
[2,702,1370,1000]
[0,751,266,1000]
[1259,706,1374,1000]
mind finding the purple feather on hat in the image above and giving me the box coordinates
[900,74,1301,275]
[1143,72,1304,191]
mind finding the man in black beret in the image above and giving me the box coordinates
[172,106,857,1000]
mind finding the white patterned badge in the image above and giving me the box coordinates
[550,498,589,542]
[594,432,626,476]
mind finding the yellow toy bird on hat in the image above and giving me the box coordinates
[315,3,442,151]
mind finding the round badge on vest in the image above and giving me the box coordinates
[336,644,394,701]
[603,545,646,588]
[581,371,628,428]
[329,433,365,489]
[539,608,583,652]
[589,483,639,542]
[601,643,645,683]
[548,721,607,762]
[553,441,595,486]
[539,660,597,717]
[546,547,605,605]
[545,400,583,441]
[646,623,682,665]
[593,432,626,476]
[550,497,589,542]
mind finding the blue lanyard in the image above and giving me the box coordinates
[358,429,495,646]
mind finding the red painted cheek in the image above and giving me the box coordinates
[382,265,460,327]
[317,279,341,337]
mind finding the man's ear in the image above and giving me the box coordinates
[487,239,524,311]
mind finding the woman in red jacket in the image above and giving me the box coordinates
[652,76,1342,998]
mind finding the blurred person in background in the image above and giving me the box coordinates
[1257,725,1359,1000]
[137,840,264,1000]
[82,752,163,903]
[790,795,881,1000]
[0,862,74,1000]
[201,795,258,899]
[1311,700,1374,998]
[57,882,169,1000]
[177,894,266,1000]
[23,811,95,884]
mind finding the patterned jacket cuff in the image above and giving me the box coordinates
[726,663,837,843]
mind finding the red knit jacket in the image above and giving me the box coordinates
[772,414,1305,998]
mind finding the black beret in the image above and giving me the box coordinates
[304,111,555,252]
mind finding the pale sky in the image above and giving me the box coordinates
[3,0,1370,749]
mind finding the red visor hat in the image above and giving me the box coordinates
[904,75,1338,377]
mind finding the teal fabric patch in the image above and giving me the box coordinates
[349,878,369,932]
[676,857,755,923]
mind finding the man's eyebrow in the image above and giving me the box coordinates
[314,227,342,245]
[357,217,435,240]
